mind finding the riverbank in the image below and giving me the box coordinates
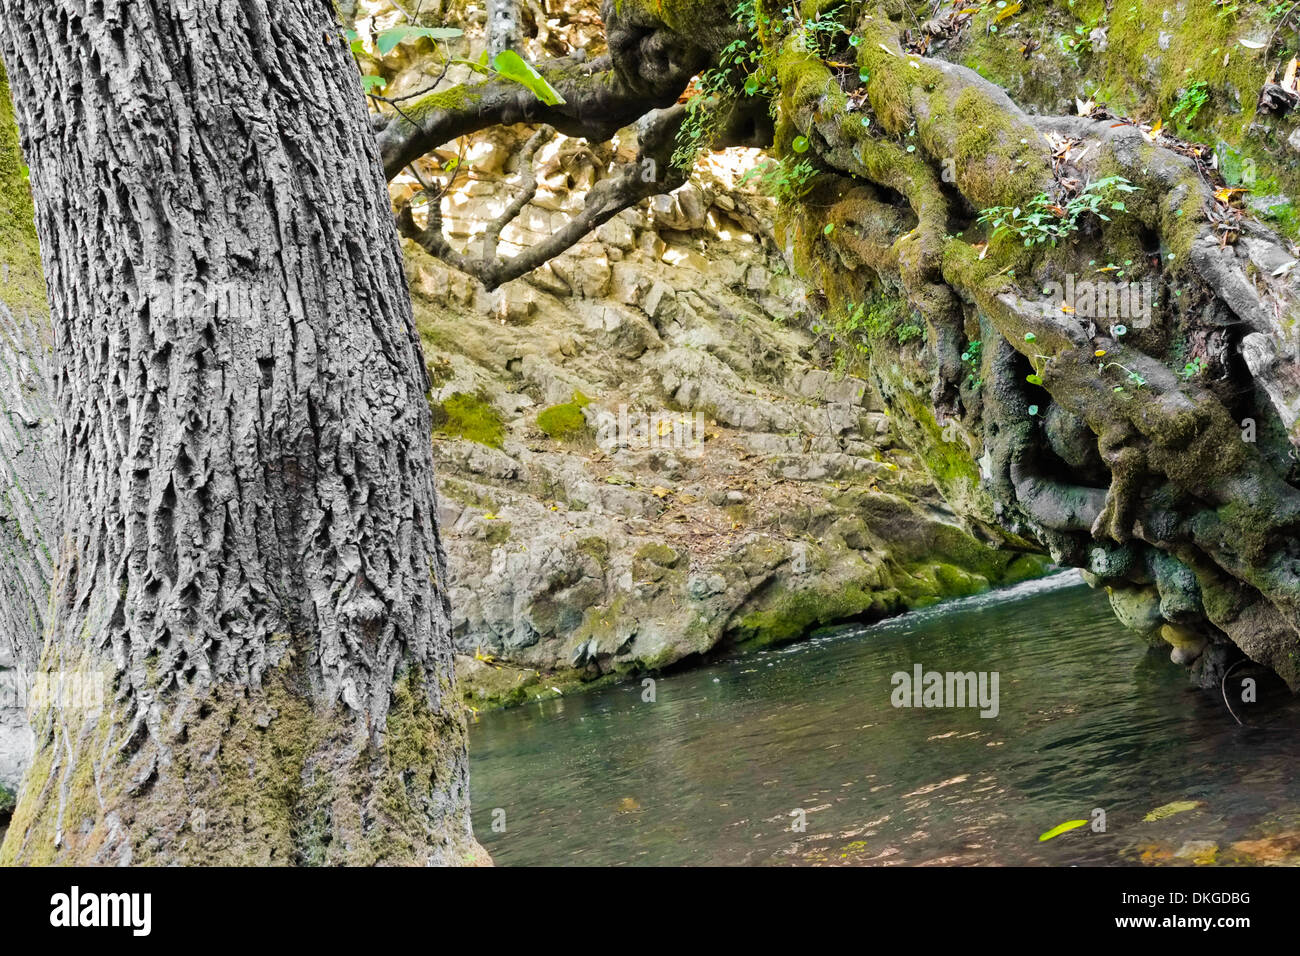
[406,144,1051,712]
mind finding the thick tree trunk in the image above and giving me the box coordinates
[0,61,51,796]
[0,0,486,865]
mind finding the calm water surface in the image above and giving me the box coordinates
[470,572,1300,865]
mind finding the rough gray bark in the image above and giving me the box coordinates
[0,61,51,796]
[0,301,51,793]
[0,302,52,678]
[0,0,485,865]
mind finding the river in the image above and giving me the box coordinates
[469,571,1300,865]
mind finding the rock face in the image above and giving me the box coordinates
[407,156,1050,708]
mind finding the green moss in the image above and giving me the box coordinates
[405,84,481,130]
[0,63,46,315]
[732,579,900,647]
[953,0,1300,239]
[536,391,591,441]
[892,561,988,607]
[437,477,499,511]
[2,649,479,865]
[434,391,505,448]
[482,519,511,546]
[460,661,620,711]
[576,535,610,566]
[633,541,681,567]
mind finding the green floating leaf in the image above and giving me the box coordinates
[492,49,566,106]
[1026,373,1043,386]
[792,134,810,153]
[1143,800,1201,822]
[376,25,464,56]
[1039,819,1088,842]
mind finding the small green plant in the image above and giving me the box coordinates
[796,8,849,56]
[978,176,1139,247]
[1169,81,1209,127]
[671,0,777,170]
[1100,361,1147,390]
[739,154,818,203]
[1180,356,1208,380]
[352,26,565,109]
[844,298,923,345]
[962,340,983,388]
[1055,10,1107,67]
[815,296,922,361]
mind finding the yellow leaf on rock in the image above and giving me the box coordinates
[994,2,1021,22]
[1039,819,1088,841]
[1143,800,1202,822]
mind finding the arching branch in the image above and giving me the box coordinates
[396,98,772,289]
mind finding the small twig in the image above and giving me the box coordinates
[1221,657,1249,725]
[1267,0,1300,53]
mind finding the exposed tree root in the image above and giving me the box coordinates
[370,0,1300,688]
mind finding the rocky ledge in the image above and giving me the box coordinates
[404,147,1051,710]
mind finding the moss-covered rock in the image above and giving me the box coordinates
[536,391,592,440]
[434,391,506,448]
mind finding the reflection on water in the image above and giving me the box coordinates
[470,572,1300,865]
